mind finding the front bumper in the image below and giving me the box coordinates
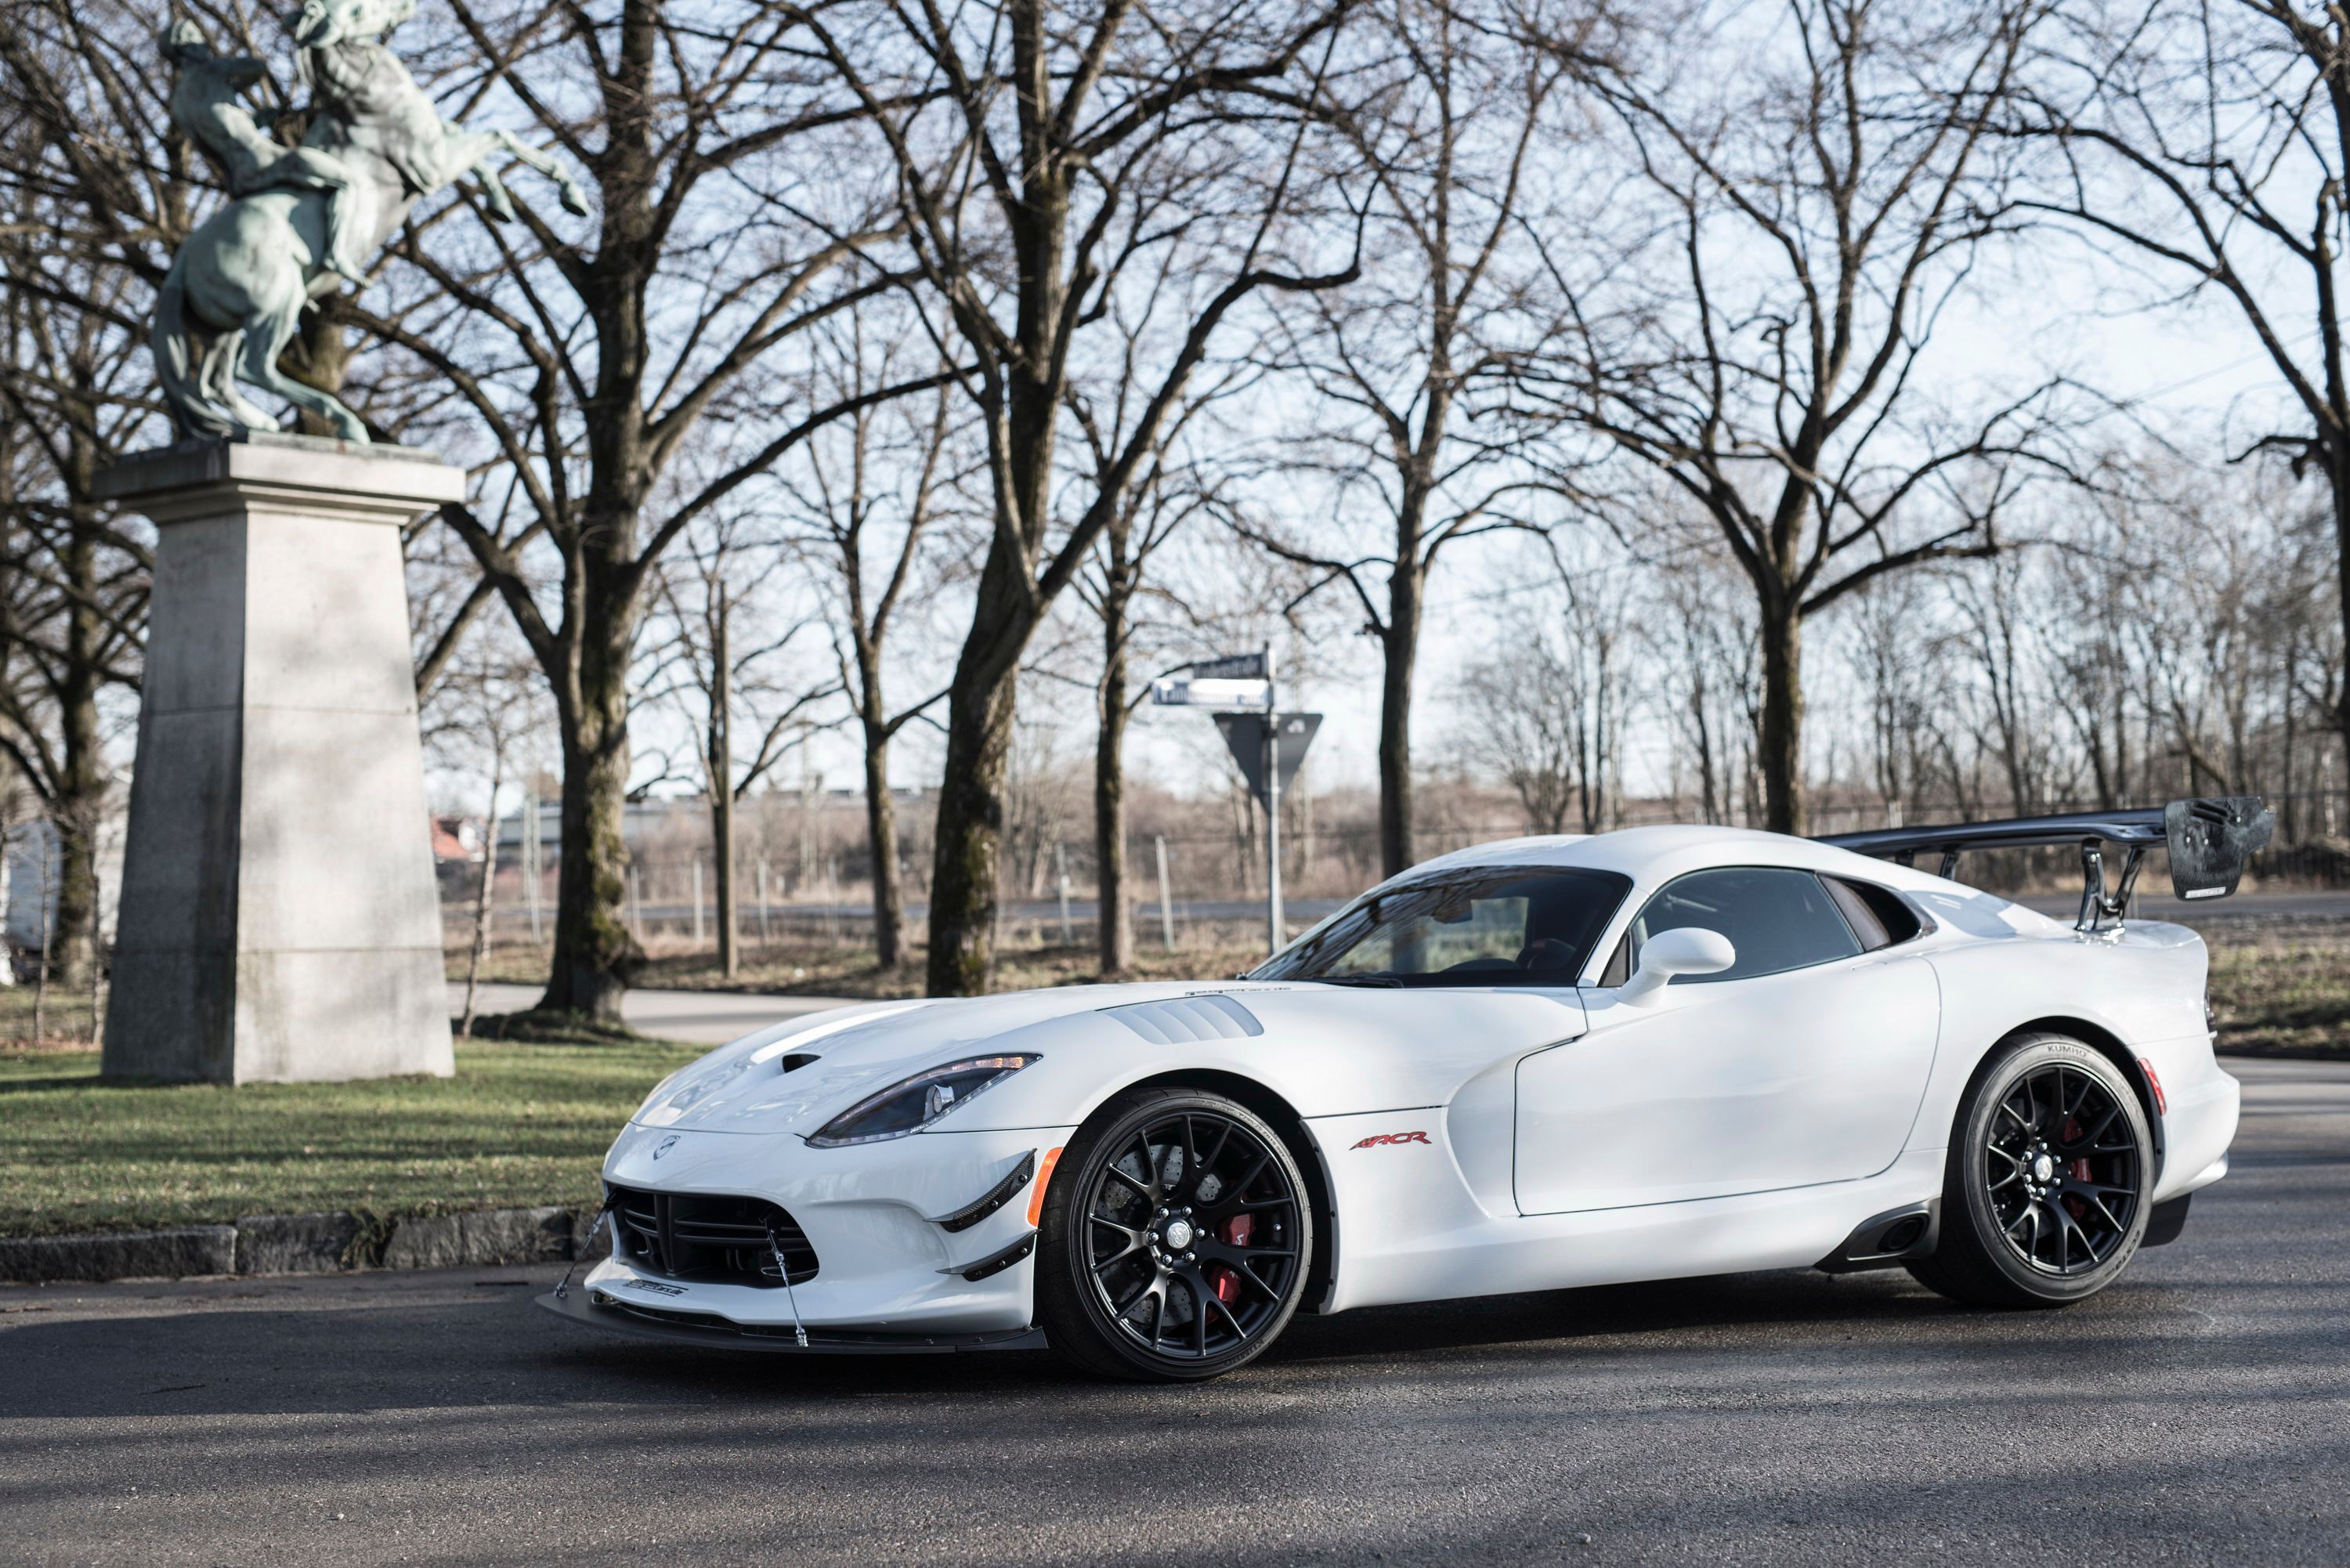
[582,1118,1079,1338]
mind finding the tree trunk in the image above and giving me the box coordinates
[49,442,105,988]
[2333,443,2350,834]
[1094,519,1137,976]
[925,631,1023,995]
[1096,641,1133,977]
[49,668,99,988]
[1758,602,1807,835]
[862,724,904,970]
[1378,565,1423,876]
[460,746,504,1039]
[710,587,737,978]
[539,567,642,1021]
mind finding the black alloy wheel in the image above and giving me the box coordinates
[1910,1034,2153,1308]
[1982,1061,2142,1275]
[1036,1088,1311,1381]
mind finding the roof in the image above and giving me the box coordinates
[1411,824,1890,882]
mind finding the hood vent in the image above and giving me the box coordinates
[1103,993,1263,1044]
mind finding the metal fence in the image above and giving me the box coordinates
[439,786,2350,960]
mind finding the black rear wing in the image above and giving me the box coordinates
[1817,797,2275,932]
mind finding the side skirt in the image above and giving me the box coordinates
[1813,1201,1940,1274]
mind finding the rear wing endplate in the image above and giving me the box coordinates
[1817,797,2274,932]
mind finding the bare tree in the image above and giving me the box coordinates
[425,649,544,1038]
[2011,0,2350,818]
[1244,0,1600,874]
[1068,257,1253,976]
[649,522,839,977]
[1454,639,1581,833]
[1947,552,2053,815]
[780,324,960,974]
[1844,573,1944,821]
[358,0,950,1021]
[0,238,152,987]
[801,0,1363,992]
[1533,0,2076,832]
[1650,550,1758,823]
[1076,456,1221,976]
[1453,549,1630,835]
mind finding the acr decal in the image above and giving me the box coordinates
[620,1277,688,1296]
[1350,1130,1431,1150]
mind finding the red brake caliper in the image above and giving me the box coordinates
[2062,1115,2089,1219]
[1206,1214,1252,1304]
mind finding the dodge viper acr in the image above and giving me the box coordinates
[540,800,2262,1382]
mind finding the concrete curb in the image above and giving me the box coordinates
[0,1205,613,1285]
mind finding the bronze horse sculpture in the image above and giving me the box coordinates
[154,0,587,443]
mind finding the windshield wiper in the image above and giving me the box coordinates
[1300,974,1405,988]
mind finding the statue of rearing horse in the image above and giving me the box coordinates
[154,0,588,443]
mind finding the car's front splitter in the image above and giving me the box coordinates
[535,1286,1048,1355]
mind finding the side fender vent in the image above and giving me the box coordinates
[1102,993,1264,1044]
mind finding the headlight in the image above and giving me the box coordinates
[807,1055,1040,1148]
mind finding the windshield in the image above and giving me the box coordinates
[1249,865,1632,986]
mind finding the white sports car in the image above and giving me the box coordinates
[540,797,2266,1381]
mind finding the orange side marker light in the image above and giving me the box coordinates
[1027,1146,1064,1227]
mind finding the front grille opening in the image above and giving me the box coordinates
[609,1183,818,1287]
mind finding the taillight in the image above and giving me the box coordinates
[2138,1057,2167,1117]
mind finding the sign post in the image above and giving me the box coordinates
[1154,649,1320,958]
[1262,649,1280,954]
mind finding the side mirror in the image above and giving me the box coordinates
[1619,927,1735,1006]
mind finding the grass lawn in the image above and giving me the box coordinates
[2205,921,2350,1057]
[0,1035,701,1237]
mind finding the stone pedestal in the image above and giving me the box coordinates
[97,435,464,1083]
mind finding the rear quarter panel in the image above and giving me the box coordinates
[1912,915,2225,1194]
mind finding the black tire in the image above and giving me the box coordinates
[1908,1033,2153,1308]
[1035,1087,1312,1382]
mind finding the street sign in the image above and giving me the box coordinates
[1189,651,1269,681]
[1152,645,1294,959]
[1215,713,1322,811]
[1151,676,1272,709]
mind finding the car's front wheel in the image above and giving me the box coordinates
[1035,1087,1311,1382]
[1909,1033,2153,1307]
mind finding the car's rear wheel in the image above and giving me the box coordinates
[1909,1034,2153,1307]
[1035,1088,1311,1382]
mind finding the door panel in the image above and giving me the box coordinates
[1513,953,1940,1215]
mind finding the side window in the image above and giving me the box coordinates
[1622,867,1863,985]
[1822,876,1925,951]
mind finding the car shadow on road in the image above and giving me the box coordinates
[1267,1266,1953,1363]
[0,1259,2276,1425]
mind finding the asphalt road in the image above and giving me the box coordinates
[5,1057,2345,1568]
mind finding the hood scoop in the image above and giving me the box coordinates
[1102,993,1262,1044]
